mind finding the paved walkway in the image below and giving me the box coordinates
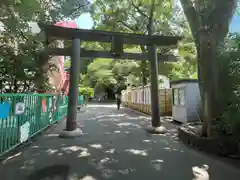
[1,103,240,180]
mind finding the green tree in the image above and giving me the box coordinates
[91,0,197,78]
[180,0,238,136]
[78,86,94,98]
[168,22,198,80]
[0,0,50,92]
[91,0,175,81]
[86,56,141,94]
[87,58,116,93]
[49,0,90,22]
[112,59,142,91]
[91,0,198,109]
[216,34,240,137]
[0,0,90,92]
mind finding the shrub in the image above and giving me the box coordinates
[216,34,240,138]
[78,87,94,99]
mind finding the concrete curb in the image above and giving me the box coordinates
[179,125,240,158]
[145,125,168,134]
[58,128,83,138]
[123,107,151,117]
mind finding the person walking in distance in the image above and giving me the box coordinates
[116,94,121,110]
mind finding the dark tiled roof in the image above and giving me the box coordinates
[170,79,198,86]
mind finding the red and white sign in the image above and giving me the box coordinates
[54,21,78,95]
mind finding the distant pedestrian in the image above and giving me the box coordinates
[116,94,121,110]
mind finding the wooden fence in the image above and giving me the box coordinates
[121,86,172,116]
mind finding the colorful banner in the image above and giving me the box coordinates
[0,103,10,118]
[42,98,47,112]
[20,121,30,143]
[49,111,53,123]
[48,98,52,109]
[52,97,57,112]
[55,21,77,95]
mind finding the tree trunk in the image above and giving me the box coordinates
[198,29,218,137]
[180,0,238,137]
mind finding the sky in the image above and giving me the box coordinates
[75,13,93,29]
[78,13,240,33]
[28,11,239,33]
[230,16,240,33]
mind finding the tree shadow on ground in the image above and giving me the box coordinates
[0,105,240,180]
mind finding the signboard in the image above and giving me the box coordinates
[49,111,53,123]
[52,97,57,111]
[15,102,25,115]
[20,121,30,143]
[48,98,52,109]
[0,103,10,118]
[42,99,47,112]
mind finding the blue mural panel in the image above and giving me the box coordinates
[0,103,10,118]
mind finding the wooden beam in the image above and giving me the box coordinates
[47,48,179,61]
[39,23,182,46]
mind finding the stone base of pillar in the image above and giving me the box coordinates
[58,128,83,138]
[145,125,167,134]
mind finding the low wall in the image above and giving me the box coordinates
[121,87,172,116]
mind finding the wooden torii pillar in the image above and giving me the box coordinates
[39,23,182,137]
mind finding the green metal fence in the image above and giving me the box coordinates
[78,95,84,106]
[0,93,68,156]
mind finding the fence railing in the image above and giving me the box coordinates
[0,93,69,156]
[78,95,84,106]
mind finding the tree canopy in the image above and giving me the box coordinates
[0,0,90,92]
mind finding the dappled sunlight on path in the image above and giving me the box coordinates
[0,103,240,179]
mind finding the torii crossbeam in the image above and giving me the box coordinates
[39,23,182,136]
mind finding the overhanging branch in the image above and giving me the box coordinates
[117,20,135,32]
[179,0,200,45]
[147,0,155,35]
[131,1,149,19]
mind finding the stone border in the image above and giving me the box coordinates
[179,125,240,158]
[145,126,168,134]
[58,128,83,138]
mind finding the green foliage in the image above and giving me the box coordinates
[87,58,116,86]
[85,57,141,93]
[168,28,198,80]
[78,86,94,98]
[50,0,90,21]
[91,0,173,85]
[64,59,71,68]
[0,0,50,92]
[180,0,238,137]
[216,34,240,137]
[0,0,90,93]
[113,60,141,87]
[158,23,198,80]
[235,1,240,15]
[64,57,93,74]
[92,0,174,34]
[91,0,197,84]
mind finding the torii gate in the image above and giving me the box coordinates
[39,23,182,137]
